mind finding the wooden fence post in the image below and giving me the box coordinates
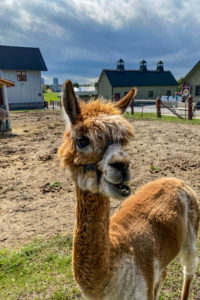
[156,97,161,118]
[188,96,193,120]
[131,96,134,115]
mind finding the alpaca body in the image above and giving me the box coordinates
[58,80,199,300]
[73,178,199,300]
[73,186,148,300]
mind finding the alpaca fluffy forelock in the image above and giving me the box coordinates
[82,114,134,147]
[59,99,135,168]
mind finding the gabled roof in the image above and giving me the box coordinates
[101,69,177,87]
[183,61,200,82]
[0,45,47,71]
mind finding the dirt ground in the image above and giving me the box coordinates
[0,110,200,248]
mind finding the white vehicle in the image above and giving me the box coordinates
[161,95,177,102]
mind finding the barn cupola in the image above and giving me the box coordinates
[156,61,164,72]
[140,60,147,72]
[117,58,125,71]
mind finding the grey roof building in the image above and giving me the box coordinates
[0,45,47,109]
[97,59,178,100]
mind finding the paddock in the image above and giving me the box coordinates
[0,109,199,299]
[0,110,199,248]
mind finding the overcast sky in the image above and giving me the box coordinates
[1,0,200,84]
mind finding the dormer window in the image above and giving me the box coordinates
[17,71,27,81]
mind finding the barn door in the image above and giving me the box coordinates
[0,88,3,106]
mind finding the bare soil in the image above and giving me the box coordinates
[0,111,200,248]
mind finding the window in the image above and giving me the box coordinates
[148,91,153,97]
[114,93,120,100]
[166,90,171,96]
[17,71,27,81]
[195,85,200,96]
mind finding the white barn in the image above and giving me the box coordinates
[0,45,47,110]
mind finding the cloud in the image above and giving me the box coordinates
[1,0,200,83]
[67,0,200,29]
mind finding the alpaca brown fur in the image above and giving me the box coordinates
[58,80,199,300]
[73,188,111,297]
[110,178,199,297]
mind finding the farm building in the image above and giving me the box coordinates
[74,86,97,100]
[0,45,47,109]
[97,59,178,100]
[181,61,200,103]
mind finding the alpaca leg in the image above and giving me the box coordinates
[180,225,198,300]
[153,269,167,300]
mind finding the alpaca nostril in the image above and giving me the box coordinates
[109,162,129,172]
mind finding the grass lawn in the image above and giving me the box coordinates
[0,233,199,299]
[125,112,200,125]
[0,236,81,300]
[43,92,60,103]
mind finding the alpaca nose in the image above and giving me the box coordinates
[108,148,130,169]
[109,161,129,180]
[107,150,130,181]
[109,162,129,172]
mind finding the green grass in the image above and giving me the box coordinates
[125,112,200,125]
[0,233,199,299]
[0,235,81,300]
[43,92,60,103]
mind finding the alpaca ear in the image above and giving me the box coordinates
[62,80,81,124]
[114,88,137,113]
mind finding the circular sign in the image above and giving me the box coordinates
[183,88,189,96]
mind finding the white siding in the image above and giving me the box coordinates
[1,70,43,104]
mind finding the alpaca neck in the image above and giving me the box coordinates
[73,185,111,296]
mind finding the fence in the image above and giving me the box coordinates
[126,96,200,120]
[48,100,62,110]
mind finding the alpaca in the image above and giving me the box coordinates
[0,107,8,135]
[58,80,200,300]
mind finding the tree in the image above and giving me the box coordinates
[73,82,79,88]
[177,77,184,92]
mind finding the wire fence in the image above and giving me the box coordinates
[18,97,200,120]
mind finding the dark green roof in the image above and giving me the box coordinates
[103,69,177,87]
[0,45,47,71]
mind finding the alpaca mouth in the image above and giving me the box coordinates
[105,179,131,197]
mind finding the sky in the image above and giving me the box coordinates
[1,0,200,84]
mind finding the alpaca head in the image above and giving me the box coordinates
[58,80,137,199]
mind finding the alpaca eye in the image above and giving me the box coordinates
[76,137,90,149]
